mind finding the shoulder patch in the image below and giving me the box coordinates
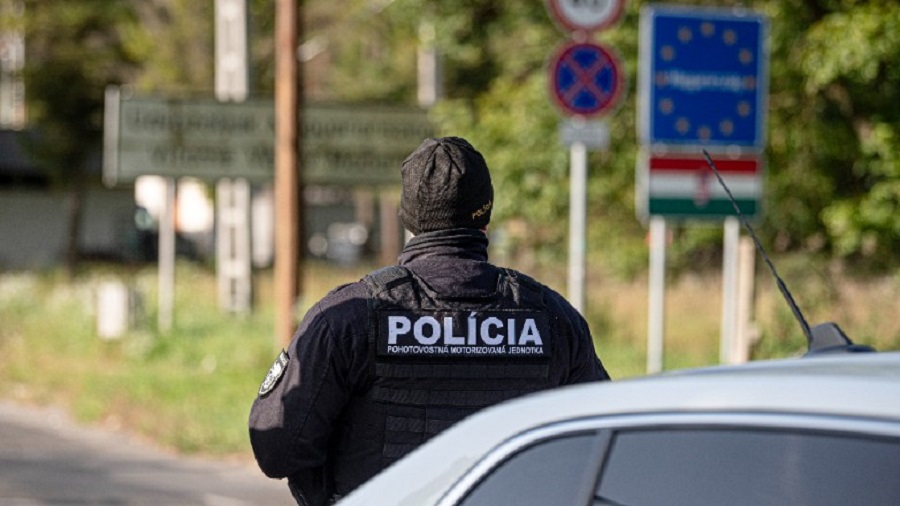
[258,350,289,397]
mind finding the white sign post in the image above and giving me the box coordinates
[215,0,253,314]
[561,119,610,313]
[568,141,587,313]
[546,9,625,315]
[647,216,666,373]
[158,178,176,332]
[720,216,740,363]
[215,0,249,102]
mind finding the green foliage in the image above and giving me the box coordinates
[394,0,651,271]
[763,0,900,266]
[129,0,213,94]
[293,0,420,103]
[9,1,145,275]
[19,0,141,171]
[821,122,900,266]
[433,77,573,265]
[387,0,900,272]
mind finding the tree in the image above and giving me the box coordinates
[390,0,900,273]
[15,0,143,275]
[129,0,213,95]
[773,0,900,267]
[15,0,895,276]
[386,0,648,272]
[244,0,900,272]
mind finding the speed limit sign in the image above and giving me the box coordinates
[546,0,625,33]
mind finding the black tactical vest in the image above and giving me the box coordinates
[330,265,556,495]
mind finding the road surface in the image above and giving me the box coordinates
[0,401,295,505]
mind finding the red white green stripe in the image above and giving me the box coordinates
[644,154,763,218]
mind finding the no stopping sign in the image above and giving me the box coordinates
[548,41,625,117]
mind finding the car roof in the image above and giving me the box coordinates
[339,352,900,505]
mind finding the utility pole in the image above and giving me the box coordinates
[274,0,303,347]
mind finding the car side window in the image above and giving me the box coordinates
[458,432,602,506]
[595,428,900,506]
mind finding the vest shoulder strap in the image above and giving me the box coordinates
[501,268,546,308]
[364,265,417,312]
[364,265,412,294]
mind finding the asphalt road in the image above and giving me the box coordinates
[0,401,295,505]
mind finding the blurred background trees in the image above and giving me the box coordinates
[13,0,142,275]
[4,0,898,276]
[291,0,900,274]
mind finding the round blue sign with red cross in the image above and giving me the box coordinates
[549,41,625,117]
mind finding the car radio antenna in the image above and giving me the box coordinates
[700,150,813,344]
[702,150,874,354]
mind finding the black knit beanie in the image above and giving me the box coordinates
[399,137,494,235]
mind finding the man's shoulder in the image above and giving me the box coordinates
[314,265,411,312]
[502,267,555,297]
[501,267,542,288]
[361,265,413,291]
[315,279,369,314]
[502,267,578,314]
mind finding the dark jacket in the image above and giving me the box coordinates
[249,229,610,504]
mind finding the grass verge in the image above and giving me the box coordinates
[0,259,897,459]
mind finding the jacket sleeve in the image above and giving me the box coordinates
[546,289,612,384]
[566,307,612,382]
[248,298,352,484]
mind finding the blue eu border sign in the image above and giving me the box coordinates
[639,6,769,151]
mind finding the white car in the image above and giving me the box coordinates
[338,345,900,506]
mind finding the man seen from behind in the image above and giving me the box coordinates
[248,136,611,505]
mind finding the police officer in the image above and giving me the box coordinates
[249,137,610,505]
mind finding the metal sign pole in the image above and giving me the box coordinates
[647,216,666,373]
[567,141,587,314]
[734,236,757,363]
[158,178,176,331]
[720,216,740,363]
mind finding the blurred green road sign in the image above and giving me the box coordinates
[103,88,433,186]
